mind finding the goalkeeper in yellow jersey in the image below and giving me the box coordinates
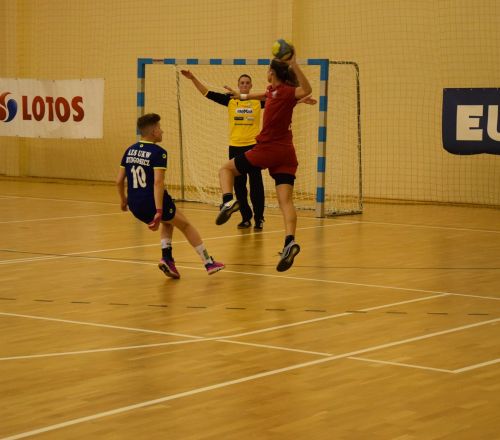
[181,70,266,230]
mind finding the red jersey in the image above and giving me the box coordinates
[256,83,297,144]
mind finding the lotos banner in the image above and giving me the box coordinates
[0,78,104,139]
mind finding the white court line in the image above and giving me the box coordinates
[357,220,500,234]
[2,192,499,234]
[348,356,500,375]
[221,294,450,339]
[0,194,114,205]
[0,221,357,265]
[2,248,498,301]
[4,317,499,440]
[452,358,500,373]
[0,294,456,362]
[0,338,331,362]
[0,339,212,361]
[0,212,123,224]
[0,312,202,339]
[347,356,454,373]
[213,339,332,357]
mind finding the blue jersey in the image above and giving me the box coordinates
[120,141,168,207]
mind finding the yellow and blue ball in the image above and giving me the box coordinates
[272,39,295,61]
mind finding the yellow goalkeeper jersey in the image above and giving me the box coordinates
[205,91,264,147]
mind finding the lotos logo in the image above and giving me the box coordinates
[0,92,18,122]
[0,91,84,123]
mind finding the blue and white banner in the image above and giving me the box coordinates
[442,88,500,155]
[0,78,104,139]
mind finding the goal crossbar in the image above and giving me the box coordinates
[137,57,330,217]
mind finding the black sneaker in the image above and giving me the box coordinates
[276,241,301,272]
[237,220,252,229]
[254,218,264,231]
[215,200,240,225]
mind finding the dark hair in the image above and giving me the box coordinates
[137,113,161,133]
[238,74,252,82]
[270,58,298,86]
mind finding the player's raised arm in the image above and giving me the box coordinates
[180,69,208,96]
[223,85,266,101]
[286,53,313,100]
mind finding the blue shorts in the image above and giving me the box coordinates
[129,190,176,224]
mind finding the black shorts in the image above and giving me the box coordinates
[129,190,176,224]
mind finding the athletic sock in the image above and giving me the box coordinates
[284,235,295,247]
[222,193,233,204]
[195,243,213,265]
[161,238,173,260]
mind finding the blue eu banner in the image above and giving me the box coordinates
[442,88,500,155]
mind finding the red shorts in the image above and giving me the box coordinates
[244,141,298,177]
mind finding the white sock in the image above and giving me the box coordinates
[161,238,172,249]
[194,243,212,265]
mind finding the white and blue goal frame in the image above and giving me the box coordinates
[137,57,362,217]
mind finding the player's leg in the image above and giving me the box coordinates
[171,208,225,275]
[229,146,252,228]
[249,168,265,230]
[274,175,300,272]
[154,192,180,278]
[216,158,241,225]
[158,222,180,279]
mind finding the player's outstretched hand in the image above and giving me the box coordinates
[284,52,297,66]
[223,85,239,98]
[298,94,317,105]
[180,69,194,80]
[148,211,162,231]
[120,198,128,211]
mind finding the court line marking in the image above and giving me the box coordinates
[348,356,500,374]
[0,212,123,224]
[0,194,115,205]
[4,317,498,440]
[1,248,498,302]
[452,357,500,373]
[1,192,499,234]
[0,221,358,265]
[220,294,449,338]
[0,294,449,361]
[0,338,331,362]
[0,312,202,339]
[347,356,454,373]
[355,220,500,234]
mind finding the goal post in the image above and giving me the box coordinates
[137,57,362,217]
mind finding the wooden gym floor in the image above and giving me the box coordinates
[0,179,499,439]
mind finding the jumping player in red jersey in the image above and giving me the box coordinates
[117,113,225,278]
[215,52,313,272]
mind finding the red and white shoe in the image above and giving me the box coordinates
[205,258,225,275]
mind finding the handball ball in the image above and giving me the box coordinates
[272,39,295,61]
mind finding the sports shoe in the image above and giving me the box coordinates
[205,258,225,275]
[237,220,252,229]
[215,199,240,225]
[158,259,180,279]
[276,241,301,272]
[254,218,264,231]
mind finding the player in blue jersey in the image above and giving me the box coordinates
[116,113,225,278]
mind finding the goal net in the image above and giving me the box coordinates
[139,58,362,217]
